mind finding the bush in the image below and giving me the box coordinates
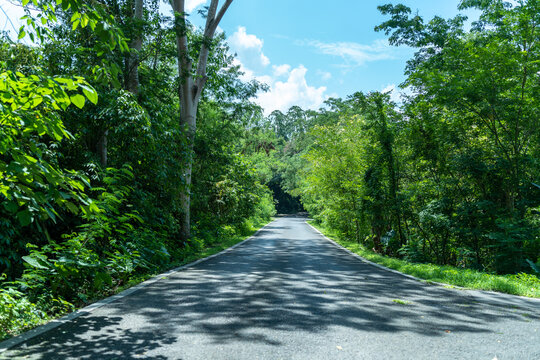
[398,238,426,263]
[0,283,46,340]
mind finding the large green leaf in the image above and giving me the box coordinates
[70,94,85,109]
[22,255,48,269]
[81,85,98,105]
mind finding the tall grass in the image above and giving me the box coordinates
[309,221,540,298]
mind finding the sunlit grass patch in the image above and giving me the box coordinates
[309,221,540,298]
[392,299,412,305]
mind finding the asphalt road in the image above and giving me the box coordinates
[3,216,540,359]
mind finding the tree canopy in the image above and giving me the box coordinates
[1,0,539,340]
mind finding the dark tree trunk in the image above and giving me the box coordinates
[126,0,143,96]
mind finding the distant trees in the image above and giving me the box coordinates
[296,0,540,274]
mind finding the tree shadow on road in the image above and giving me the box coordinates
[112,218,539,346]
[3,315,177,359]
[5,218,539,358]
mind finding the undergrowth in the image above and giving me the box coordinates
[0,218,272,341]
[308,221,540,298]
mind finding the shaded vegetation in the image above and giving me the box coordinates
[310,221,540,298]
[1,0,539,342]
[0,0,274,340]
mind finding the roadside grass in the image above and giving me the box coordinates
[308,221,540,298]
[117,218,273,293]
[0,218,273,342]
[392,299,412,305]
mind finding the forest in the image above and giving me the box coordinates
[1,0,539,340]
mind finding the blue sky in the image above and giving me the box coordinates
[1,0,479,114]
[210,0,480,113]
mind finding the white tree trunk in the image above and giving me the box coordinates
[171,0,233,241]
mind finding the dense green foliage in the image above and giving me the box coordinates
[0,0,274,340]
[290,1,540,277]
[310,221,540,298]
[1,0,539,341]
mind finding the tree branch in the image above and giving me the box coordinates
[194,0,233,102]
[210,0,233,35]
[171,0,191,72]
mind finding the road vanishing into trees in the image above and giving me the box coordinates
[2,216,539,360]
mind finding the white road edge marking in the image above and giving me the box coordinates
[305,221,540,303]
[0,220,275,354]
[306,221,429,283]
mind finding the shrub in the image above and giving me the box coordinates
[0,282,46,340]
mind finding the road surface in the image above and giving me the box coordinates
[2,216,539,359]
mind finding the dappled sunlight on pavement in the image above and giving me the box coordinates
[3,217,539,359]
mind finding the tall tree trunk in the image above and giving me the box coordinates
[97,130,108,167]
[127,0,144,95]
[97,0,142,169]
[171,0,233,241]
[178,90,197,241]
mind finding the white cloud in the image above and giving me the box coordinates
[229,26,270,70]
[234,59,328,114]
[233,58,272,84]
[381,84,401,103]
[230,26,263,49]
[272,64,291,77]
[381,84,414,104]
[257,65,328,115]
[316,70,332,81]
[228,26,330,115]
[185,0,207,12]
[308,39,393,67]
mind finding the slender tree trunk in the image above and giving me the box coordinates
[96,0,142,168]
[97,130,108,167]
[127,0,144,95]
[352,196,360,243]
[178,96,197,240]
[171,0,233,241]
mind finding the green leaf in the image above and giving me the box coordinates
[81,85,98,105]
[4,201,18,214]
[22,256,48,269]
[30,96,43,108]
[80,15,89,28]
[70,94,85,109]
[24,155,38,163]
[70,13,81,22]
[54,77,74,86]
[526,259,539,274]
[16,210,32,227]
[44,207,57,223]
[94,272,112,289]
[65,201,79,214]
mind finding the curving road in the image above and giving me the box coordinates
[2,216,539,359]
